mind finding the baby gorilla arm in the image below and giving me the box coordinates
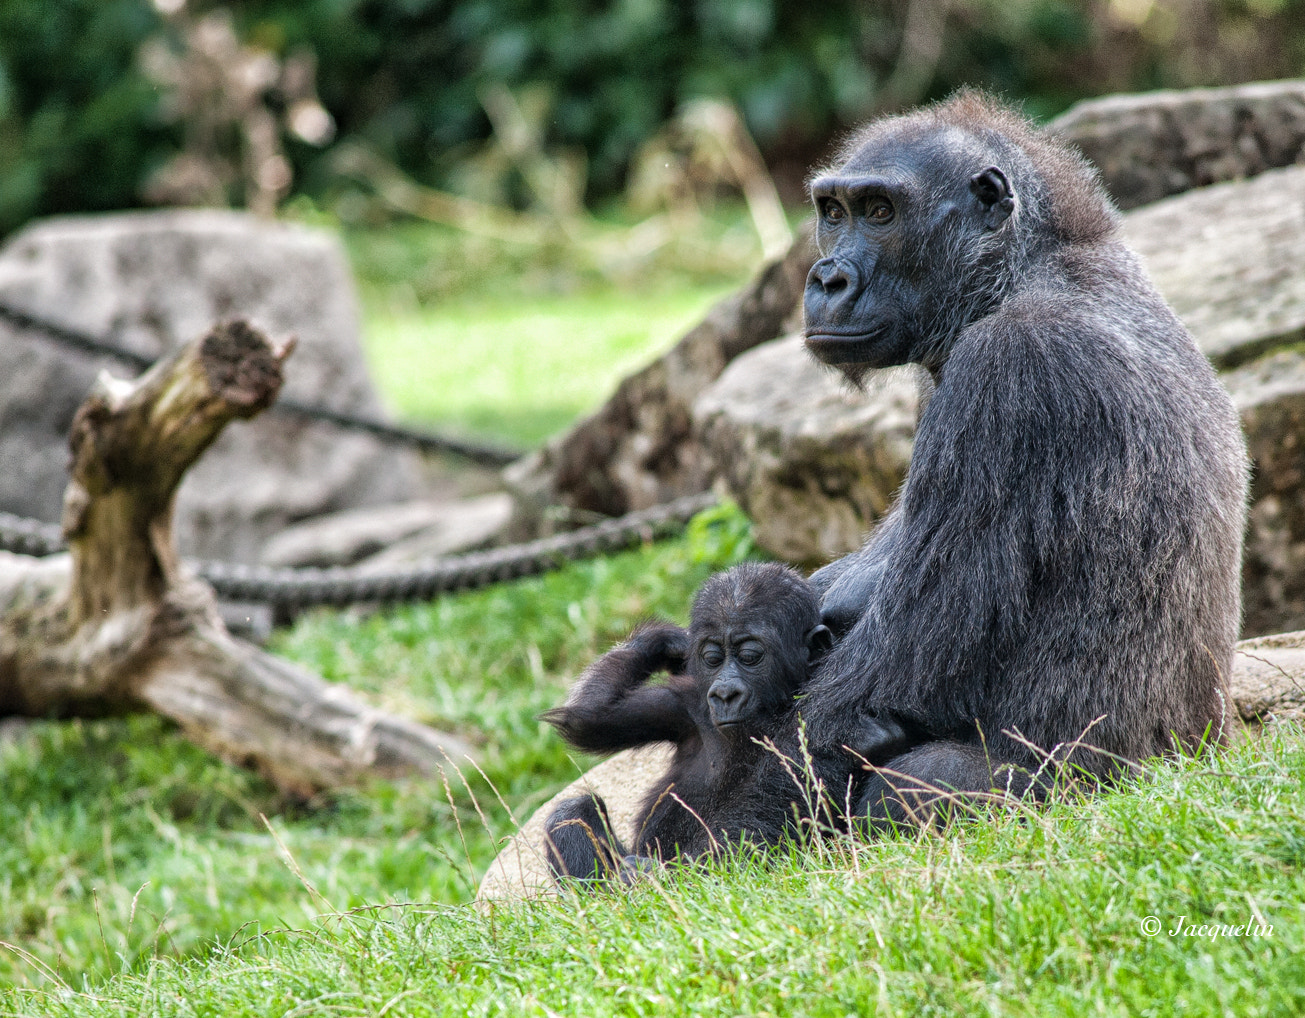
[541,622,695,753]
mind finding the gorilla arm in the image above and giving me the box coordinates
[540,622,696,753]
[804,311,1081,757]
[811,548,882,639]
[808,516,920,762]
[810,520,902,638]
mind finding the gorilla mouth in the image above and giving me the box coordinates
[804,329,886,364]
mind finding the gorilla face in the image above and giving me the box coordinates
[802,126,1016,382]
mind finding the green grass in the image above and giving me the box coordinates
[3,217,1302,1014]
[0,505,759,995]
[341,217,758,448]
[360,284,736,448]
[4,730,1303,1016]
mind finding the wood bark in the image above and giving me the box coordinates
[0,320,472,795]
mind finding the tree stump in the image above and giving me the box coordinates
[0,320,472,796]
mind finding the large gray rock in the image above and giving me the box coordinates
[1225,351,1305,637]
[693,334,920,567]
[1051,79,1305,210]
[504,226,816,527]
[1124,164,1305,368]
[0,210,421,562]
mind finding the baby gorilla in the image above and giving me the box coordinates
[541,562,832,883]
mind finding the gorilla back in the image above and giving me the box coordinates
[800,91,1248,816]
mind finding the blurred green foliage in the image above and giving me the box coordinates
[0,0,173,233]
[2,0,1304,236]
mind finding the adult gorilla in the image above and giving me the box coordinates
[798,91,1248,825]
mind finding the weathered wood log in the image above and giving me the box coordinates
[0,320,472,795]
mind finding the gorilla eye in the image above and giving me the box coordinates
[867,199,894,223]
[701,643,725,668]
[736,642,765,667]
[820,199,846,224]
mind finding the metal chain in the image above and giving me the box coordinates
[0,493,718,608]
[0,299,523,466]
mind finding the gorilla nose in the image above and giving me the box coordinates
[708,678,750,726]
[809,257,850,295]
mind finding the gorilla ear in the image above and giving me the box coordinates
[805,624,834,664]
[969,166,1015,229]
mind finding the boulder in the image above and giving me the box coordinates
[0,209,422,563]
[1123,164,1305,368]
[1050,79,1305,211]
[1225,351,1305,637]
[504,226,816,525]
[693,334,921,567]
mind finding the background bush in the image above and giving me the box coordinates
[2,0,1304,236]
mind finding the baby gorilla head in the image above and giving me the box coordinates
[541,561,834,882]
[689,563,831,732]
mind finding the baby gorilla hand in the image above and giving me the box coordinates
[626,623,690,677]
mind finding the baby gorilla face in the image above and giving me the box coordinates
[698,630,779,729]
[687,562,832,733]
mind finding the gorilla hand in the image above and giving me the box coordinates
[816,556,886,639]
[843,712,920,767]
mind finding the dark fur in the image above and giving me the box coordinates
[541,563,831,881]
[797,91,1248,826]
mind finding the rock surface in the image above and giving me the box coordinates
[504,226,816,526]
[480,630,1305,902]
[1124,164,1305,368]
[1050,79,1305,211]
[261,494,513,568]
[0,209,421,563]
[1225,351,1305,636]
[694,334,920,567]
[354,494,515,570]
